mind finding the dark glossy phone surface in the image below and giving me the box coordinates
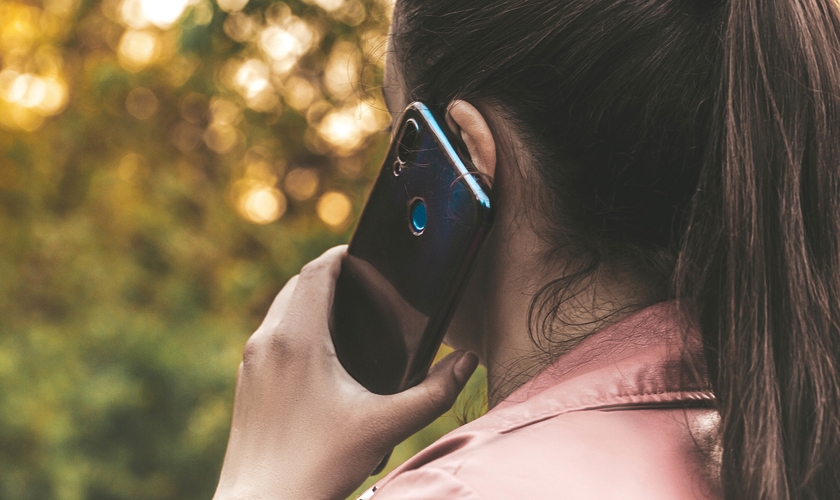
[330,102,493,395]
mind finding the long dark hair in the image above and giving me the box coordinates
[393,0,840,498]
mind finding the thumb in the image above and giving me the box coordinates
[379,351,479,444]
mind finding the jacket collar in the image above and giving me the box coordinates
[467,302,714,433]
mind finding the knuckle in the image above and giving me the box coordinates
[243,322,302,369]
[300,259,328,279]
[420,384,450,412]
[241,336,264,368]
[267,327,297,359]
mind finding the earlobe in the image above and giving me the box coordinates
[445,101,497,182]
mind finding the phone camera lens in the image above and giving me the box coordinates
[409,198,427,235]
[397,119,421,166]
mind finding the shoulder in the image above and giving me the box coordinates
[373,407,720,500]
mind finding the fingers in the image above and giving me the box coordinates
[378,351,479,444]
[259,275,299,330]
[249,245,346,351]
[283,245,346,327]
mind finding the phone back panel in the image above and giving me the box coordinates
[330,103,493,395]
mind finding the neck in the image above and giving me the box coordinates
[484,267,644,407]
[448,215,651,408]
[443,115,653,408]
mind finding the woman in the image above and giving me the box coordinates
[213,0,840,498]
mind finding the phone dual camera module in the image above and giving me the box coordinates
[393,118,427,236]
[393,118,420,177]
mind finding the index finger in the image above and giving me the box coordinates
[282,245,347,332]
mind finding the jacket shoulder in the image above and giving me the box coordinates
[376,407,720,500]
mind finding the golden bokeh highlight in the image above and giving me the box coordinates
[234,59,270,100]
[337,0,367,26]
[191,0,214,25]
[313,101,389,156]
[117,152,149,182]
[204,123,238,154]
[217,0,249,14]
[125,87,159,119]
[306,0,345,13]
[283,76,318,111]
[0,68,68,131]
[231,160,286,224]
[245,161,279,185]
[204,98,242,154]
[323,39,359,100]
[239,184,287,224]
[0,70,67,115]
[284,168,320,201]
[222,12,258,42]
[232,58,279,111]
[316,191,352,228]
[180,92,207,123]
[118,29,159,71]
[317,109,364,156]
[0,2,40,52]
[120,0,191,30]
[0,1,74,131]
[258,15,317,75]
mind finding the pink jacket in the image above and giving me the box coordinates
[361,303,721,499]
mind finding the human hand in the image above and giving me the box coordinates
[213,246,479,500]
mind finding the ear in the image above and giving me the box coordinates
[446,101,496,182]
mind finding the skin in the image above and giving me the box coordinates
[214,247,479,500]
[214,13,648,499]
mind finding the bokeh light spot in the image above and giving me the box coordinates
[283,76,317,111]
[191,0,214,25]
[323,39,359,100]
[335,0,366,26]
[36,78,68,115]
[170,121,203,152]
[260,25,298,61]
[203,123,238,154]
[307,0,345,13]
[255,16,317,75]
[209,97,242,125]
[284,168,319,201]
[117,153,147,181]
[317,108,364,155]
[120,0,190,29]
[179,92,207,124]
[217,0,249,14]
[0,70,68,120]
[0,3,40,52]
[238,184,286,224]
[222,12,257,42]
[118,29,159,71]
[316,191,352,228]
[231,58,279,110]
[126,87,159,120]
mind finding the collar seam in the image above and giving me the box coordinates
[498,389,715,434]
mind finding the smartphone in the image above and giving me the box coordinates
[330,102,493,397]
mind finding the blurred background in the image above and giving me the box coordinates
[0,0,486,498]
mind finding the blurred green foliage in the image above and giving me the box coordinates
[0,0,486,498]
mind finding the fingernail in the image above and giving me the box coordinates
[453,352,479,385]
